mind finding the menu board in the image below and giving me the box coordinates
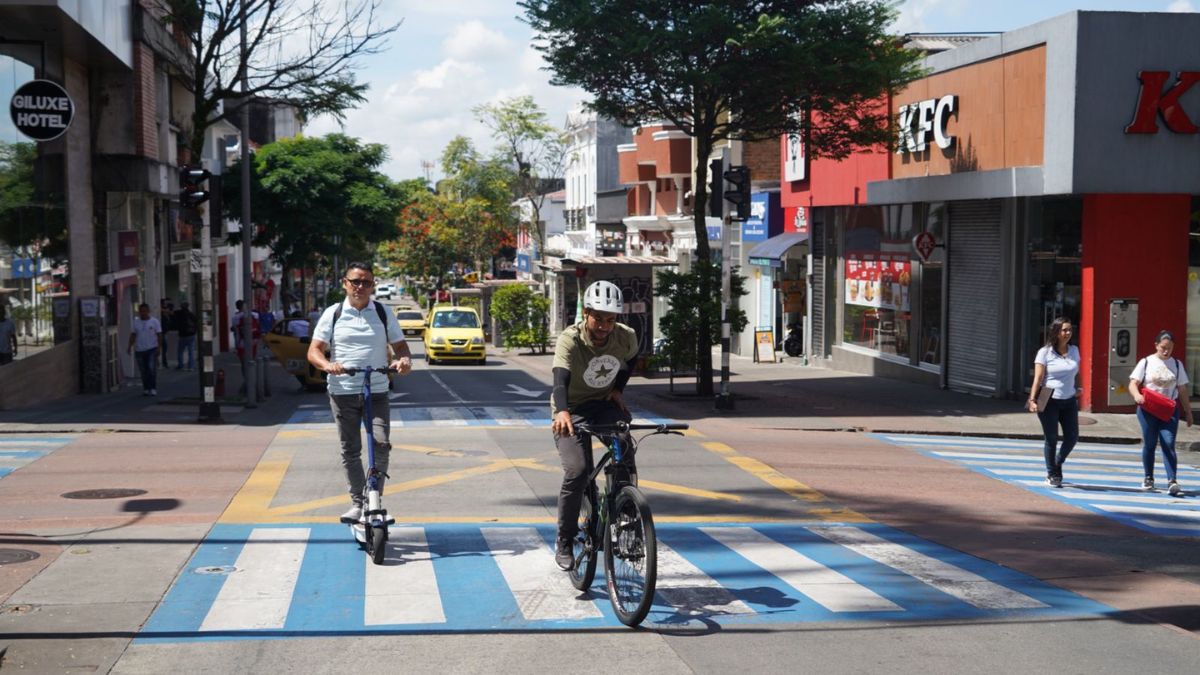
[845,255,911,311]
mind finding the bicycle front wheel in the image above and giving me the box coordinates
[603,486,656,626]
[569,490,598,590]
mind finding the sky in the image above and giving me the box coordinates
[297,1,1194,182]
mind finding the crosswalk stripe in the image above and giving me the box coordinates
[1014,481,1193,504]
[701,526,900,612]
[427,407,468,426]
[808,526,1047,609]
[364,527,445,625]
[480,407,529,426]
[480,527,603,620]
[200,528,308,631]
[1123,516,1200,533]
[881,435,1141,454]
[934,451,1152,468]
[988,469,1146,481]
[656,542,754,616]
[1092,504,1200,522]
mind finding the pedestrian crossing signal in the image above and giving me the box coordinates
[180,166,211,207]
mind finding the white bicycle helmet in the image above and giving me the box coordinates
[583,280,624,314]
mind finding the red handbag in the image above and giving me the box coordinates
[1140,387,1177,422]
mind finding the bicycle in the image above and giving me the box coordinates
[339,366,396,565]
[567,420,688,627]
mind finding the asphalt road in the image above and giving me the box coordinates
[0,336,1197,673]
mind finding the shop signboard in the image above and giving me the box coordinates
[9,80,74,142]
[516,254,530,273]
[896,94,958,154]
[743,194,770,242]
[754,327,777,363]
[845,254,911,311]
[1125,71,1200,134]
[117,231,140,270]
[913,231,938,262]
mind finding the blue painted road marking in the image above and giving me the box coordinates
[0,435,74,480]
[874,434,1200,536]
[138,522,1109,642]
[285,405,672,428]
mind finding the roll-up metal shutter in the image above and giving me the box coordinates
[947,200,1002,394]
[811,218,825,357]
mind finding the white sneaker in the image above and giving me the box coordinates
[1168,481,1182,496]
[340,505,362,522]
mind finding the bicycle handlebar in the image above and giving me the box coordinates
[575,421,689,435]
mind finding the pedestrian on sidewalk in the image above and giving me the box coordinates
[160,299,176,367]
[0,305,16,365]
[306,262,412,522]
[174,301,197,370]
[127,303,163,396]
[1027,317,1080,488]
[1129,330,1193,496]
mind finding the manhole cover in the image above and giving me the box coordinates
[61,488,148,500]
[194,565,237,575]
[1078,416,1098,426]
[0,548,40,566]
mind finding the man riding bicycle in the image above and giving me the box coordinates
[307,262,413,522]
[551,279,639,570]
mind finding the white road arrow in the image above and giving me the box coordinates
[388,392,410,401]
[505,384,545,398]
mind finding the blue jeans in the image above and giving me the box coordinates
[134,348,158,391]
[1036,396,1078,477]
[177,335,196,369]
[1137,404,1180,482]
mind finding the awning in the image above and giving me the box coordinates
[748,231,809,267]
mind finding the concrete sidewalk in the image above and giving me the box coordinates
[0,350,308,432]
[500,346,1200,448]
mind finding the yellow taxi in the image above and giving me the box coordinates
[263,317,327,389]
[423,305,486,365]
[394,308,426,339]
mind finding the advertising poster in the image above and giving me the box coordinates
[845,255,912,311]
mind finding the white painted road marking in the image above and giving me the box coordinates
[808,525,1047,609]
[481,527,603,621]
[701,526,900,612]
[364,527,446,625]
[656,542,754,616]
[200,528,308,631]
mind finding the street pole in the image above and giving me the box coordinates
[715,213,734,410]
[239,0,256,408]
[197,174,221,423]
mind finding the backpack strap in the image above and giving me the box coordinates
[328,301,390,359]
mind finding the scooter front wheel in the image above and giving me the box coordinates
[368,523,387,564]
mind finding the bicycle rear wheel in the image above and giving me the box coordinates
[604,486,656,626]
[569,490,598,590]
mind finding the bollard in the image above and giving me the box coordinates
[215,368,226,398]
[258,353,270,398]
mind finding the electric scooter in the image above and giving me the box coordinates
[339,366,396,564]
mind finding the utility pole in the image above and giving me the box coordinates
[239,0,257,408]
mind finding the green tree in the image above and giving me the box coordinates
[472,96,565,263]
[154,0,399,159]
[655,261,749,375]
[521,0,922,394]
[391,191,459,285]
[490,283,551,353]
[221,133,406,280]
[0,141,66,259]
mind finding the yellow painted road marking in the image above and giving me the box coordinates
[220,449,291,523]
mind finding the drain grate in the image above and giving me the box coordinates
[61,488,148,500]
[0,548,41,566]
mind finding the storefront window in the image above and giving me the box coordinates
[1024,197,1082,375]
[842,204,916,358]
[919,203,946,365]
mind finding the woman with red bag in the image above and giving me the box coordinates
[1129,330,1194,495]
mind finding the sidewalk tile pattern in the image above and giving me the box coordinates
[875,434,1200,537]
[138,522,1108,641]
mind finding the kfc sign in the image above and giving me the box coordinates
[896,95,958,154]
[1126,71,1200,134]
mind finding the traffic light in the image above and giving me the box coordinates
[180,165,211,207]
[723,165,751,220]
[708,158,723,217]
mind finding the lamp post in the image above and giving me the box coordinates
[239,0,256,408]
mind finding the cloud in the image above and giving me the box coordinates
[891,0,969,34]
[1166,0,1196,11]
[442,20,512,61]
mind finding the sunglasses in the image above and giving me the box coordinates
[344,278,374,288]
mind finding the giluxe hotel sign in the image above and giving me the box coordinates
[1126,71,1200,134]
[8,79,75,142]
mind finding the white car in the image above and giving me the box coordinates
[374,283,395,300]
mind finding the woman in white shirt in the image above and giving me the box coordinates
[1027,317,1081,488]
[1129,330,1194,495]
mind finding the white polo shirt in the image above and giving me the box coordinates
[312,300,402,396]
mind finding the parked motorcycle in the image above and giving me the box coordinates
[782,324,803,357]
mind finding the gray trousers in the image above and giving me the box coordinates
[329,392,392,505]
[553,400,632,540]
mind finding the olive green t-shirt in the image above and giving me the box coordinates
[550,321,639,414]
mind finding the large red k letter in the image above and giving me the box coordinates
[1126,71,1200,134]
